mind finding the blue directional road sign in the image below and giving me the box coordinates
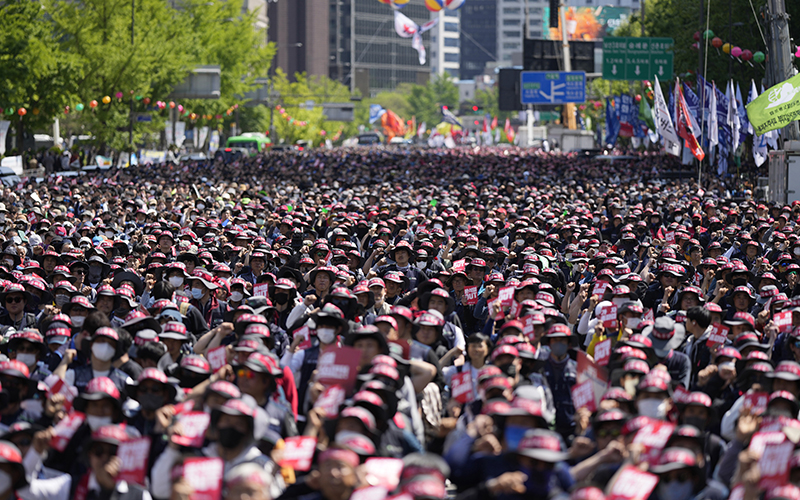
[520,71,586,105]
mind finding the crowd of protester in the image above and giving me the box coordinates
[0,147,786,500]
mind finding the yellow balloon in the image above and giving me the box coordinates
[102,96,111,104]
[722,43,731,54]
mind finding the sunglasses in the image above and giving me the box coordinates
[236,368,256,379]
[595,428,622,439]
[73,269,86,275]
[90,445,117,458]
[5,296,23,304]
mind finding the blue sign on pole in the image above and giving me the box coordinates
[520,71,586,105]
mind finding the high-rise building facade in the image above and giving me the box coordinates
[429,9,460,78]
[268,0,330,79]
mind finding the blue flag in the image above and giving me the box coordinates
[698,75,732,174]
[619,95,634,125]
[442,107,463,128]
[605,98,620,146]
[369,105,386,124]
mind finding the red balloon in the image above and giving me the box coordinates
[742,49,753,61]
[90,100,98,108]
[635,94,642,102]
[711,37,723,49]
[693,31,701,41]
[144,97,151,105]
[691,42,699,50]
[17,108,26,116]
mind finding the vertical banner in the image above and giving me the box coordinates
[0,121,9,156]
[198,127,209,151]
[175,122,186,148]
[209,130,220,153]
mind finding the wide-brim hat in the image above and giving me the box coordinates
[111,271,144,297]
[643,316,686,357]
[418,289,455,317]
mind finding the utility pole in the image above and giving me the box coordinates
[766,0,799,141]
[560,1,576,130]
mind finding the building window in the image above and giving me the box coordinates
[530,7,542,14]
[444,22,458,32]
[503,7,521,14]
[503,31,521,38]
[503,42,520,49]
[530,30,542,37]
[444,53,459,62]
[503,19,520,26]
[444,37,459,47]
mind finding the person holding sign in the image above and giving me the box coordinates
[76,425,151,500]
[650,447,727,500]
[540,324,578,442]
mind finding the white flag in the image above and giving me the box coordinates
[761,84,780,149]
[748,82,768,167]
[708,83,718,150]
[653,76,681,157]
[727,81,741,153]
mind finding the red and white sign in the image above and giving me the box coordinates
[576,351,608,409]
[594,338,611,367]
[364,458,405,491]
[313,385,346,418]
[488,297,505,321]
[743,392,769,416]
[450,371,474,404]
[672,385,691,404]
[182,457,224,500]
[463,286,479,306]
[498,286,515,307]
[350,487,389,500]
[759,441,794,489]
[775,311,793,333]
[571,380,597,412]
[607,466,659,500]
[706,323,729,347]
[749,431,786,457]
[665,231,676,245]
[633,420,675,465]
[592,282,609,297]
[294,326,313,351]
[642,308,654,323]
[207,346,227,372]
[172,400,195,415]
[27,212,38,226]
[47,378,76,413]
[508,300,522,319]
[317,346,362,390]
[598,304,618,329]
[280,436,317,471]
[253,283,270,297]
[451,259,466,273]
[521,315,536,337]
[171,411,211,448]
[50,411,85,452]
[117,437,151,486]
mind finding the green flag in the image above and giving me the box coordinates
[746,73,800,135]
[639,96,655,132]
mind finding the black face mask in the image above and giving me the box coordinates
[138,393,165,412]
[682,416,707,430]
[217,427,246,449]
[274,293,289,305]
[3,385,20,404]
[497,363,517,378]
[181,372,209,389]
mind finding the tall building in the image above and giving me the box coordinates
[332,0,431,97]
[267,0,330,79]
[430,9,460,78]
[459,0,496,80]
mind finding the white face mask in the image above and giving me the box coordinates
[487,229,496,237]
[191,288,204,300]
[445,229,453,236]
[794,247,800,256]
[229,291,244,302]
[516,239,525,247]
[0,470,11,495]
[317,327,337,344]
[637,398,668,419]
[593,217,600,224]
[169,276,184,288]
[16,353,37,369]
[256,218,265,226]
[197,203,205,211]
[92,342,115,362]
[190,214,197,222]
[675,216,682,223]
[434,224,443,230]
[71,316,85,328]
[626,317,641,330]
[86,414,113,431]
[417,261,427,270]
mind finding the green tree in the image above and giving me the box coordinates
[0,0,81,149]
[406,75,459,126]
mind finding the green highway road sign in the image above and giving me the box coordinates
[602,37,674,81]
